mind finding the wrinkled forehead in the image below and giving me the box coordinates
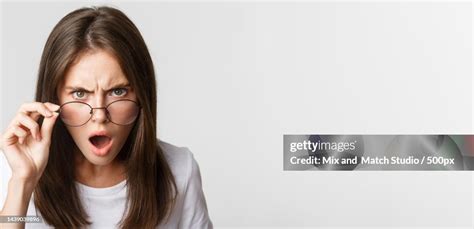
[58,50,130,92]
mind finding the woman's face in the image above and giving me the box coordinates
[58,50,137,166]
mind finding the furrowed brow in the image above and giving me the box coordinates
[105,83,131,91]
[64,86,93,92]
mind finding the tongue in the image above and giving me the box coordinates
[90,136,111,148]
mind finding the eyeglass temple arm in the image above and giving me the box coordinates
[52,108,104,113]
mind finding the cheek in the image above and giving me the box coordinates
[66,126,87,143]
[115,126,134,142]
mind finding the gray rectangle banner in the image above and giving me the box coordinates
[283,135,474,170]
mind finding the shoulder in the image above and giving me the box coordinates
[156,139,213,228]
[157,139,197,190]
[158,139,193,169]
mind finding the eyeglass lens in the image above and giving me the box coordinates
[59,100,140,126]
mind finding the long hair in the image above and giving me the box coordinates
[33,6,177,228]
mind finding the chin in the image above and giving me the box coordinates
[82,151,119,166]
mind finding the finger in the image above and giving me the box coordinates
[2,124,25,146]
[17,113,41,141]
[2,124,18,147]
[44,102,61,113]
[2,125,18,147]
[17,122,31,144]
[31,112,41,122]
[40,112,59,144]
[30,103,60,122]
[13,126,28,144]
[18,102,56,118]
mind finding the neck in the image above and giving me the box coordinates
[74,152,126,188]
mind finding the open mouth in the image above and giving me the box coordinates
[89,135,112,149]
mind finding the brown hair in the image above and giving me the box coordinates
[34,6,177,228]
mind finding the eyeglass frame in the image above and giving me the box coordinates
[54,99,141,127]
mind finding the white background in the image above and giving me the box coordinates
[1,1,473,228]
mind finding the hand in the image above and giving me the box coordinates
[0,102,60,183]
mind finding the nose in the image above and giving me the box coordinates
[90,107,110,124]
[90,98,109,124]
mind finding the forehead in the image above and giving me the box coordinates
[61,50,129,88]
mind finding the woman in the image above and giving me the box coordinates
[0,6,213,228]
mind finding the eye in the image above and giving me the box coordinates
[72,90,87,99]
[110,88,128,97]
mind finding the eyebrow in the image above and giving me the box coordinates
[64,83,131,92]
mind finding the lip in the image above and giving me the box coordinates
[88,130,111,139]
[88,130,113,157]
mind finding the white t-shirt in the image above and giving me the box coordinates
[0,140,213,228]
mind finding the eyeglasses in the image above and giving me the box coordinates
[55,99,141,127]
